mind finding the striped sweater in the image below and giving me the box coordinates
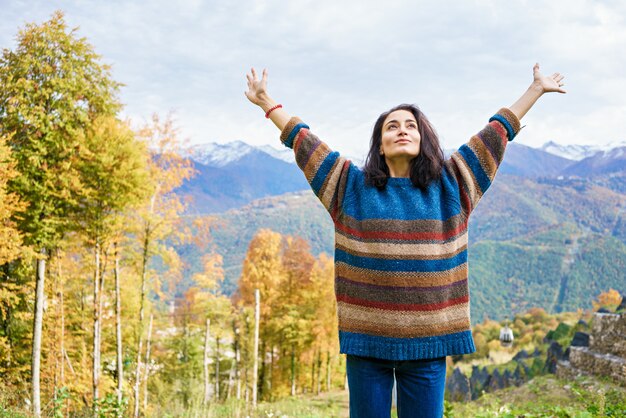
[279,108,521,360]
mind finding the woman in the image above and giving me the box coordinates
[245,64,565,418]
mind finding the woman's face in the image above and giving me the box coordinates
[379,109,421,161]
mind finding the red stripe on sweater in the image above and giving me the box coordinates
[490,120,508,143]
[337,293,469,311]
[292,128,310,152]
[334,217,468,241]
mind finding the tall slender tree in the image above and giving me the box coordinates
[0,12,120,416]
[131,114,194,417]
[77,115,149,409]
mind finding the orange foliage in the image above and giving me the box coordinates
[592,288,623,312]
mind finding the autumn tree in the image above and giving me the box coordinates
[592,288,623,312]
[0,132,29,397]
[77,115,150,409]
[130,114,195,417]
[0,11,120,417]
[236,229,285,399]
[274,236,316,396]
[307,253,338,394]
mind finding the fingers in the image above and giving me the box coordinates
[246,67,268,83]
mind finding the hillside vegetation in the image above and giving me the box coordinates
[182,173,626,322]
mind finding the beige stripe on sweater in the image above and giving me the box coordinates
[335,262,467,288]
[336,230,468,259]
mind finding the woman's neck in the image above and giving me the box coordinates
[386,157,412,178]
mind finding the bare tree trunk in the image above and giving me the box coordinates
[268,346,273,400]
[258,341,265,400]
[316,349,322,395]
[114,242,123,414]
[53,255,59,404]
[142,313,153,412]
[326,350,331,392]
[310,348,315,394]
[227,356,235,400]
[93,243,101,412]
[58,254,65,388]
[227,328,236,400]
[63,348,76,376]
[31,249,46,418]
[215,337,220,400]
[60,258,68,418]
[234,322,241,400]
[203,318,211,404]
[290,345,296,396]
[133,220,151,418]
[133,336,143,418]
[252,289,260,407]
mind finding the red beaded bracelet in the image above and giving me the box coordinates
[265,104,282,119]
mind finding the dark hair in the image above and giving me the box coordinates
[364,104,445,190]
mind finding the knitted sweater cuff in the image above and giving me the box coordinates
[490,108,522,141]
[280,117,308,149]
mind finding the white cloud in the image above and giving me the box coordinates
[1,0,625,151]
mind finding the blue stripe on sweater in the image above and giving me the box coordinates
[335,248,467,272]
[340,329,476,360]
[489,114,515,141]
[310,151,340,195]
[458,144,491,194]
[284,123,309,148]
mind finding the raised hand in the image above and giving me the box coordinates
[508,63,566,120]
[533,63,566,94]
[245,67,270,107]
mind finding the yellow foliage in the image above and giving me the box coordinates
[487,339,501,354]
[527,307,548,320]
[0,133,26,265]
[592,288,623,312]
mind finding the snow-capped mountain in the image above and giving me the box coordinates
[187,140,256,167]
[561,146,626,176]
[541,140,626,161]
[190,141,366,168]
[258,144,295,164]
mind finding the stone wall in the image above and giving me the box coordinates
[556,312,626,385]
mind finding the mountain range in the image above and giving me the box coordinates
[172,138,626,324]
[179,139,626,214]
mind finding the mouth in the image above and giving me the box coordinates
[395,139,411,143]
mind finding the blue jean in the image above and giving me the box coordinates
[346,354,447,418]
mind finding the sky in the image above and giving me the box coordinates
[1,0,625,158]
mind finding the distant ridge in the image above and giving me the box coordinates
[180,140,626,214]
[561,146,626,176]
[541,140,626,161]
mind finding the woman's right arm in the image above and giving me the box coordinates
[245,68,354,221]
[245,68,291,131]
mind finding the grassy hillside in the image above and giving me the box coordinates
[447,374,626,418]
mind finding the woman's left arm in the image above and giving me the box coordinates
[445,63,565,216]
